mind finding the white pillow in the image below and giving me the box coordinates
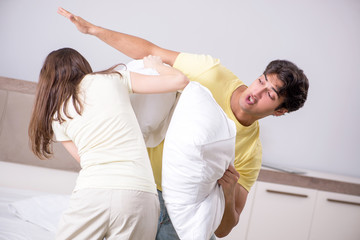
[8,194,70,232]
[162,82,236,240]
[127,60,177,147]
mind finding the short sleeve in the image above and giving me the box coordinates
[117,70,133,93]
[235,140,262,192]
[173,53,220,80]
[52,120,71,142]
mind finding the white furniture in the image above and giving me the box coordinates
[309,191,360,240]
[220,172,360,240]
[246,182,317,240]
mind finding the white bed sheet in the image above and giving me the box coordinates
[0,187,57,240]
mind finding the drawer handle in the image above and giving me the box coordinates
[327,198,360,206]
[266,189,308,198]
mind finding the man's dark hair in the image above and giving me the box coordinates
[264,60,309,113]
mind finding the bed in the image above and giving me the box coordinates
[0,187,67,240]
[0,76,80,240]
[0,162,78,240]
[0,186,55,240]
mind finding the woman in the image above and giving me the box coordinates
[28,47,189,239]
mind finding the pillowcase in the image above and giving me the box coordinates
[162,82,236,240]
[8,194,70,232]
[127,60,177,147]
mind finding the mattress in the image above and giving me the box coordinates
[0,161,77,240]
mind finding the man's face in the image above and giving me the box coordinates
[238,73,287,119]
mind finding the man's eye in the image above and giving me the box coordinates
[268,92,275,100]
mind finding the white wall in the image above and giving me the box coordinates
[1,0,359,178]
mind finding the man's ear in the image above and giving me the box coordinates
[273,108,288,117]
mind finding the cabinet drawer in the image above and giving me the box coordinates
[309,191,360,240]
[246,181,317,240]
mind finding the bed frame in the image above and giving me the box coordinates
[0,76,80,172]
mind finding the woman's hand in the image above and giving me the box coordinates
[130,55,189,94]
[143,55,163,69]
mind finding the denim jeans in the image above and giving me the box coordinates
[156,190,216,240]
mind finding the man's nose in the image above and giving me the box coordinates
[254,86,267,99]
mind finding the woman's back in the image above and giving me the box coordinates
[52,72,157,194]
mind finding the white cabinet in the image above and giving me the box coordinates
[246,181,317,240]
[217,178,360,240]
[309,191,360,240]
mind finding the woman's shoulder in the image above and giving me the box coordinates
[81,72,121,84]
[80,72,130,92]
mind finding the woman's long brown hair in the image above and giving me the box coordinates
[29,47,123,159]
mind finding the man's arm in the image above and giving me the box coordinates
[215,165,249,237]
[57,7,179,66]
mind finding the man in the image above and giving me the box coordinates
[58,7,309,239]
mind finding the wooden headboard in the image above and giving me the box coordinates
[0,76,80,172]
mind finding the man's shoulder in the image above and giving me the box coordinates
[177,52,220,66]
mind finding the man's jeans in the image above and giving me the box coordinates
[156,190,216,240]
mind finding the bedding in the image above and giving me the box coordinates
[0,162,76,240]
[162,82,236,240]
[0,187,69,240]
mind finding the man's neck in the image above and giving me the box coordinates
[230,85,257,127]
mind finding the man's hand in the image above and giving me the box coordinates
[215,165,245,237]
[57,7,96,35]
[218,164,240,200]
